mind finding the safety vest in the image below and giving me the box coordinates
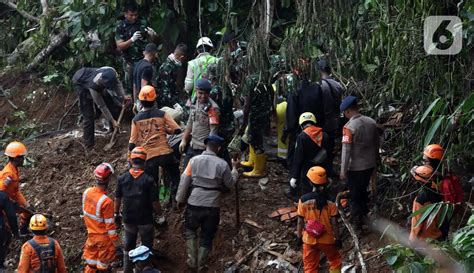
[27,238,56,273]
[190,54,218,100]
[82,187,117,239]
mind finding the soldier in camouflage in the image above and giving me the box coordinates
[156,43,188,108]
[239,73,273,178]
[115,2,159,94]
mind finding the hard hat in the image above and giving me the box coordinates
[139,85,157,102]
[94,163,114,182]
[4,141,27,158]
[29,214,48,231]
[130,147,147,160]
[410,165,433,184]
[423,144,444,160]
[129,245,152,263]
[299,112,317,126]
[196,37,214,49]
[307,166,327,185]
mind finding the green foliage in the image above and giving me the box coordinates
[410,202,454,228]
[1,110,39,147]
[381,210,474,272]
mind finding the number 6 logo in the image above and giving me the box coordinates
[424,16,462,55]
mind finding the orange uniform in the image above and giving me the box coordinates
[129,109,181,160]
[0,162,30,227]
[409,199,442,242]
[18,235,66,273]
[297,197,342,273]
[82,187,119,272]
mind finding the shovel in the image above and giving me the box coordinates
[104,105,126,151]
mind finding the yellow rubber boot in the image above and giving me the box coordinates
[243,152,267,178]
[329,268,341,273]
[240,145,255,168]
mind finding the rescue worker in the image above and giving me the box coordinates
[0,190,18,272]
[17,214,67,273]
[317,58,343,177]
[422,144,463,240]
[409,165,443,242]
[115,147,162,273]
[115,2,159,94]
[184,37,219,102]
[339,96,380,232]
[176,135,239,271]
[133,43,158,110]
[297,167,342,273]
[156,43,188,108]
[239,73,273,177]
[129,246,160,273]
[283,57,323,168]
[0,141,31,235]
[82,163,121,273]
[72,66,131,148]
[179,79,220,168]
[289,113,329,198]
[129,86,182,199]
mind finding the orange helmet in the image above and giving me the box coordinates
[94,163,114,182]
[4,141,27,158]
[410,165,433,184]
[423,144,444,160]
[130,147,147,160]
[306,166,327,185]
[29,214,48,231]
[139,85,156,102]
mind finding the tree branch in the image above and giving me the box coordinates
[40,0,49,16]
[0,0,40,22]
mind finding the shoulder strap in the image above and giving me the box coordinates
[321,79,337,102]
[28,238,56,266]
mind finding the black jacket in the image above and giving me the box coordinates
[116,169,159,225]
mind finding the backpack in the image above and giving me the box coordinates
[439,175,464,204]
[27,238,56,273]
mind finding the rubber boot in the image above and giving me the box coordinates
[198,247,210,272]
[186,238,198,269]
[243,153,266,178]
[329,268,342,273]
[240,145,255,168]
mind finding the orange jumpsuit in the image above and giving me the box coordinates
[18,235,67,273]
[0,162,30,226]
[409,199,442,242]
[82,187,119,272]
[297,199,342,273]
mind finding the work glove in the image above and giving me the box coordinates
[335,239,342,249]
[179,139,188,154]
[114,213,122,227]
[290,178,297,188]
[131,31,142,42]
[145,27,157,37]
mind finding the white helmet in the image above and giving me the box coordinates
[196,37,214,49]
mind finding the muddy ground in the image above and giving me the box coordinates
[0,74,441,272]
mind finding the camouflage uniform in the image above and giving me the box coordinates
[242,74,273,152]
[115,17,149,94]
[156,54,182,108]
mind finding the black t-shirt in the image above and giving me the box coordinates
[133,59,154,90]
[116,169,158,225]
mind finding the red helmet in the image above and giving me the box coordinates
[423,144,444,160]
[94,163,114,182]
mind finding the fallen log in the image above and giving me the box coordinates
[27,30,69,72]
[336,191,367,273]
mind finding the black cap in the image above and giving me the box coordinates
[145,43,158,53]
[97,67,118,89]
[340,96,357,112]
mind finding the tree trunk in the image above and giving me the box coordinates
[26,30,69,72]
